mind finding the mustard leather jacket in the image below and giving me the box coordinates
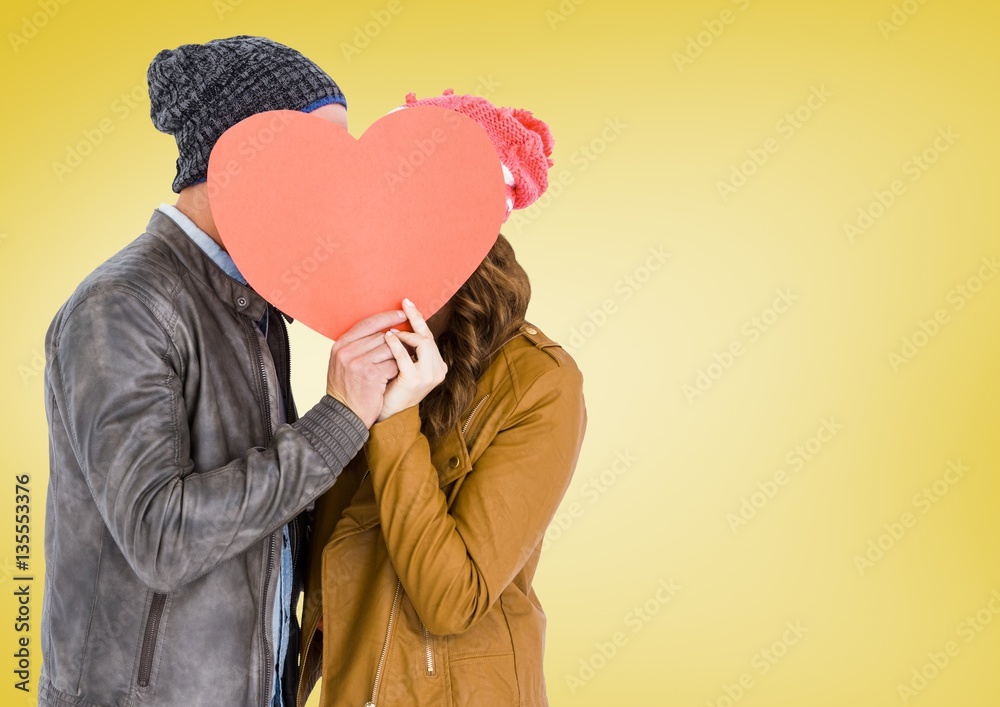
[298,323,587,707]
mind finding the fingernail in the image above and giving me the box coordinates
[402,297,413,308]
[398,310,406,319]
[389,328,399,333]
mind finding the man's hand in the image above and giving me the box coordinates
[377,298,448,422]
[326,309,406,427]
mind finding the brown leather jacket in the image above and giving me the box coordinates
[297,323,587,706]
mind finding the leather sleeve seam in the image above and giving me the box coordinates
[58,283,177,346]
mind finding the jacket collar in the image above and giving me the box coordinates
[144,208,269,323]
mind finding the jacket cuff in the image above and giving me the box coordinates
[367,405,422,446]
[292,395,369,475]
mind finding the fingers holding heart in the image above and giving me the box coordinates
[402,297,434,337]
[384,328,447,384]
[384,330,418,376]
[377,298,449,422]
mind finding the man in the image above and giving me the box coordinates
[38,36,402,707]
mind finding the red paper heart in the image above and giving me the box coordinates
[207,107,507,339]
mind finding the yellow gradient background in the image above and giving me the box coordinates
[2,1,998,705]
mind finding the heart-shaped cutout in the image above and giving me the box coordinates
[207,106,507,339]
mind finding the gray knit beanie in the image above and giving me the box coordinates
[147,35,346,193]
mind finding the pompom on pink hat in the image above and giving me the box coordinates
[401,89,554,222]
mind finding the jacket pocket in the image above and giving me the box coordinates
[446,605,513,659]
[449,652,517,706]
[136,592,167,690]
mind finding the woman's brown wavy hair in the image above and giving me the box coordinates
[418,233,531,443]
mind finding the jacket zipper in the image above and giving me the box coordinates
[356,396,495,700]
[419,619,436,676]
[366,579,402,707]
[410,397,496,679]
[300,464,373,702]
[360,393,495,699]
[296,606,319,705]
[135,313,285,693]
[260,535,276,706]
[136,592,167,688]
[243,314,276,707]
[278,312,296,425]
[401,398,489,681]
[405,395,490,682]
[290,515,301,588]
[462,393,491,437]
[280,313,302,638]
[245,316,275,441]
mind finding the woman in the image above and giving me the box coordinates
[297,92,587,707]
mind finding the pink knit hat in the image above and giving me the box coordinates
[402,89,554,221]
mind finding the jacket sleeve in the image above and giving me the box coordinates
[49,287,368,594]
[365,362,587,635]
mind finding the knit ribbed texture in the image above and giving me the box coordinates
[292,395,369,476]
[147,35,346,193]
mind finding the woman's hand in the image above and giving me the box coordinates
[377,297,448,422]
